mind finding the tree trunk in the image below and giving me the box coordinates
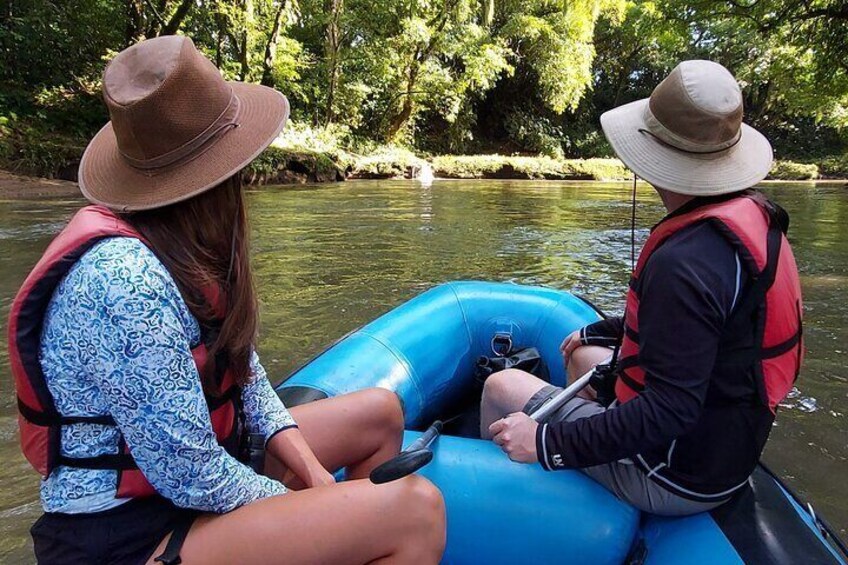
[323,0,344,124]
[215,10,226,68]
[385,95,415,140]
[383,1,453,139]
[239,0,253,81]
[161,0,194,35]
[385,65,419,140]
[144,0,169,37]
[612,45,644,107]
[125,0,144,45]
[261,0,289,86]
[1,1,14,78]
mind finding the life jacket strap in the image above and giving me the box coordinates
[615,357,646,393]
[205,384,241,411]
[720,327,802,367]
[624,324,639,345]
[712,213,789,405]
[17,397,116,427]
[58,452,138,471]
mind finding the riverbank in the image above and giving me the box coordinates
[3,170,848,201]
[0,171,79,199]
[213,146,848,184]
[2,122,847,185]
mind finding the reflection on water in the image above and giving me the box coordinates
[1,180,846,560]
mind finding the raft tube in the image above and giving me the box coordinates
[278,281,847,564]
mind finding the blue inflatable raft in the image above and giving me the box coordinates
[277,281,847,564]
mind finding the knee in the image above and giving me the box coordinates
[400,476,446,546]
[568,346,598,378]
[481,369,523,408]
[363,387,404,435]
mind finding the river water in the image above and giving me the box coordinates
[0,179,846,560]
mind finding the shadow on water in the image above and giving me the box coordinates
[0,180,846,561]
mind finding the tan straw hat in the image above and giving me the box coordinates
[600,60,773,196]
[79,35,289,211]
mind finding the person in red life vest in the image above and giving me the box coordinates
[10,36,445,565]
[479,60,803,516]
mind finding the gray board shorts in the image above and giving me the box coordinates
[522,385,728,516]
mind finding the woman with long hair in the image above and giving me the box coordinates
[9,36,445,564]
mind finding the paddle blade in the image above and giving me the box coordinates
[369,449,434,484]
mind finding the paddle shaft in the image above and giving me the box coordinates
[407,420,443,451]
[529,357,612,422]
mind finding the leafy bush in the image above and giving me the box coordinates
[0,117,85,179]
[504,111,566,159]
[768,160,820,180]
[431,155,628,180]
[244,123,428,183]
[564,158,629,180]
[351,146,426,178]
[818,155,848,179]
[244,146,345,184]
[243,122,356,183]
[430,155,509,178]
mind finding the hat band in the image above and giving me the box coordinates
[643,104,741,155]
[120,90,242,171]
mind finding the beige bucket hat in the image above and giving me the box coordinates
[79,35,289,211]
[600,60,773,196]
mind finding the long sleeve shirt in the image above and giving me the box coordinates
[39,237,294,514]
[538,220,750,485]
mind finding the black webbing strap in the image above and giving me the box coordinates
[17,398,136,471]
[58,453,138,470]
[760,328,802,359]
[154,515,196,565]
[623,324,639,345]
[615,357,646,393]
[17,397,116,426]
[205,383,240,411]
[716,216,783,367]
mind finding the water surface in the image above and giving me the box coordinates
[1,180,846,561]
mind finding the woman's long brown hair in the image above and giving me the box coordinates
[121,174,257,391]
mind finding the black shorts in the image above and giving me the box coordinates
[31,496,197,565]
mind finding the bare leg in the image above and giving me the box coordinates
[146,475,445,565]
[567,345,613,401]
[479,369,549,439]
[146,388,445,565]
[265,388,404,486]
[567,346,612,385]
[480,345,613,438]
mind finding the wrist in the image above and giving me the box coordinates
[265,424,298,449]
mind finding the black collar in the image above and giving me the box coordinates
[653,189,755,231]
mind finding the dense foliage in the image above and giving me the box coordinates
[1,0,846,175]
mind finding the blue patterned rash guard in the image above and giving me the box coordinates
[38,237,295,514]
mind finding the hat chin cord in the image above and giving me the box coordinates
[604,172,638,380]
[631,174,637,272]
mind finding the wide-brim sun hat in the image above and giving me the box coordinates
[79,35,289,211]
[600,60,773,196]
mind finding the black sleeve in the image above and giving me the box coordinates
[538,223,746,470]
[579,316,623,348]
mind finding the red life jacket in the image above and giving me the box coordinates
[8,205,244,499]
[615,194,803,413]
